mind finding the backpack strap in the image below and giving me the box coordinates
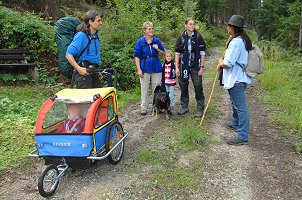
[76,32,92,61]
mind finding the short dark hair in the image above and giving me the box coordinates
[77,10,101,33]
[84,10,101,25]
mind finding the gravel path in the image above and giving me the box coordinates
[0,47,301,200]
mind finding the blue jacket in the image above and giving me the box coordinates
[133,36,164,73]
[66,31,101,65]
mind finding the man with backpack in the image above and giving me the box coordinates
[66,10,102,89]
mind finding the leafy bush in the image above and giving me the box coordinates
[0,6,56,57]
[0,73,30,84]
[0,6,58,85]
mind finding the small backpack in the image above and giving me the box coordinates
[55,16,91,79]
[245,44,264,78]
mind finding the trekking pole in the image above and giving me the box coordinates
[198,69,219,127]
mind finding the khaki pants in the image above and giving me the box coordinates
[140,72,162,112]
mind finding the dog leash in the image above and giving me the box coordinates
[198,69,219,127]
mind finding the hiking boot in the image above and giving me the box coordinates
[140,110,147,115]
[168,107,174,115]
[178,108,189,115]
[226,124,237,131]
[226,138,248,146]
[194,110,203,117]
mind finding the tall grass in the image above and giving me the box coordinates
[258,41,302,144]
[0,85,54,172]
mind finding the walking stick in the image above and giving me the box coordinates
[198,69,219,127]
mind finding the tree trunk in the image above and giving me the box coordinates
[236,0,241,14]
[257,0,262,40]
[43,0,63,21]
[299,2,302,51]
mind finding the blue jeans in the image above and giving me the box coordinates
[165,85,175,108]
[227,82,250,141]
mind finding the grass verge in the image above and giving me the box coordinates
[258,54,302,154]
[0,85,56,172]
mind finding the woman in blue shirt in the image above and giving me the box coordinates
[134,21,165,115]
[66,10,102,89]
[217,15,253,145]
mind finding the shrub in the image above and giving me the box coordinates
[0,6,56,57]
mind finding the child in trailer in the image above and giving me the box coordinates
[163,50,177,115]
[56,104,86,133]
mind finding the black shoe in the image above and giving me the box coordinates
[178,108,189,115]
[226,125,237,131]
[227,138,248,146]
[141,111,147,115]
[194,110,203,117]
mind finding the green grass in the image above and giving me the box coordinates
[133,118,210,198]
[150,166,202,192]
[117,86,140,109]
[0,85,56,172]
[258,50,302,151]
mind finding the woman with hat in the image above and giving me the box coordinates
[217,15,253,145]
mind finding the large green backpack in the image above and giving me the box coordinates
[55,16,90,79]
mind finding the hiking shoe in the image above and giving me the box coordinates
[226,138,248,146]
[226,125,237,131]
[178,108,189,115]
[194,110,203,117]
[167,109,173,115]
[140,110,147,115]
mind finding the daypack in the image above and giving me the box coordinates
[55,16,91,79]
[245,44,264,78]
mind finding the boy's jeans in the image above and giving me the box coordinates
[165,85,175,108]
[227,82,250,141]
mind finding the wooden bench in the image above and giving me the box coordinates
[0,49,39,80]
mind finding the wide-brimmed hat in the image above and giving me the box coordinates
[227,15,246,28]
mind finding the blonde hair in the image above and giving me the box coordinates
[142,21,153,32]
[164,50,173,57]
[185,17,196,25]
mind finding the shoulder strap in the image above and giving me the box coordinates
[76,32,91,61]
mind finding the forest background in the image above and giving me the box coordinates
[0,0,301,172]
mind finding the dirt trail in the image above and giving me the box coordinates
[1,47,301,200]
[198,50,302,199]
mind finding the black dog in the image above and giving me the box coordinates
[152,84,170,119]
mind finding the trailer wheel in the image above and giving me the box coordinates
[38,164,59,197]
[106,121,125,164]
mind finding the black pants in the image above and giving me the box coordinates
[74,72,101,89]
[178,68,205,111]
